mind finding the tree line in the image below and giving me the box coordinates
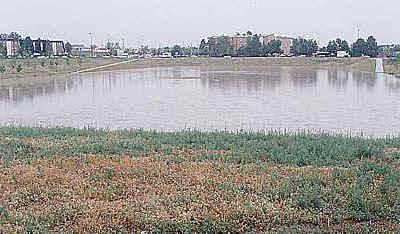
[202,33,381,58]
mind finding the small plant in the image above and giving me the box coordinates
[0,65,5,73]
[16,64,22,72]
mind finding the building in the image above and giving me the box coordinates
[32,39,65,56]
[50,41,65,55]
[71,44,90,57]
[0,39,21,56]
[208,35,233,57]
[262,34,295,55]
[206,32,296,56]
[231,33,249,54]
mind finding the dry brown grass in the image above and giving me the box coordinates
[0,58,127,79]
[96,57,376,73]
[1,127,400,232]
[383,58,400,75]
[1,155,399,232]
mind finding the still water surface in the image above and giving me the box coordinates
[1,66,399,137]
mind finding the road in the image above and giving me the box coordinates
[375,58,384,73]
[72,59,137,74]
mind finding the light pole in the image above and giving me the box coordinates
[89,32,93,57]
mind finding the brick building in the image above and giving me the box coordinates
[231,34,249,54]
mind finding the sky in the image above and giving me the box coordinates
[1,0,398,48]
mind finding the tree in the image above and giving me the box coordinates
[0,43,6,57]
[337,39,350,53]
[199,39,209,56]
[8,32,22,41]
[263,40,282,56]
[20,36,34,56]
[291,38,318,56]
[171,45,182,56]
[65,42,72,55]
[327,40,338,54]
[246,34,262,57]
[209,36,232,57]
[365,36,378,58]
[351,38,367,57]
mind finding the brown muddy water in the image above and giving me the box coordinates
[1,66,400,137]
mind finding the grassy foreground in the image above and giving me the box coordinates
[1,127,400,232]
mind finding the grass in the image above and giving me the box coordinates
[0,58,128,79]
[96,57,376,73]
[0,127,400,232]
[384,57,400,75]
[0,57,376,79]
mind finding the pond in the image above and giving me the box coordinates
[1,66,399,137]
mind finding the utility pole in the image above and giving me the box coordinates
[89,32,93,57]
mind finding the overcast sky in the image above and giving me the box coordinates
[1,0,398,47]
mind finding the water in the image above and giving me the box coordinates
[1,66,400,137]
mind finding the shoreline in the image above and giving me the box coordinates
[0,126,399,232]
[0,57,378,80]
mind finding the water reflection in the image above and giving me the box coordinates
[352,72,377,90]
[1,66,399,137]
[328,70,349,91]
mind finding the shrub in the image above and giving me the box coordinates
[16,64,22,72]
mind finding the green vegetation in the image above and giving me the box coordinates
[324,38,351,55]
[351,36,379,58]
[290,38,319,57]
[0,57,128,79]
[0,127,399,232]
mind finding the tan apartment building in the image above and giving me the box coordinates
[207,32,295,56]
[231,33,249,54]
[261,34,295,55]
